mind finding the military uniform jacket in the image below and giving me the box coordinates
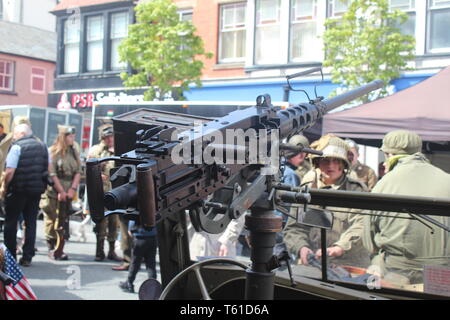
[47,146,81,199]
[295,160,312,181]
[362,153,450,275]
[351,161,377,191]
[88,141,114,190]
[283,168,370,267]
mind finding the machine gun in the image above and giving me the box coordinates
[86,79,387,300]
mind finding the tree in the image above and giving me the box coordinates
[118,0,212,101]
[323,0,415,103]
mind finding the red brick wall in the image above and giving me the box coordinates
[173,0,245,80]
[0,53,55,107]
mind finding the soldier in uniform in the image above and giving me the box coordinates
[363,130,450,285]
[345,139,378,190]
[41,125,81,260]
[283,135,370,268]
[87,124,121,262]
[287,135,312,181]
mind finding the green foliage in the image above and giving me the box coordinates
[118,0,212,100]
[323,0,415,103]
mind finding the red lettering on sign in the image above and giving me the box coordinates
[71,94,80,108]
[87,93,95,107]
[79,93,87,108]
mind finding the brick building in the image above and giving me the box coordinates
[0,20,56,107]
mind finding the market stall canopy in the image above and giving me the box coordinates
[322,66,450,150]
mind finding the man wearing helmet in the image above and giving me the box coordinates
[287,135,312,181]
[283,134,370,268]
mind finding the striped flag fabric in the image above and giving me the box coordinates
[1,244,37,300]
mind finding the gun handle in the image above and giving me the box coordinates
[86,159,105,224]
[137,163,156,229]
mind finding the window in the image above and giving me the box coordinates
[428,0,450,52]
[86,15,104,71]
[30,67,45,94]
[64,19,80,73]
[0,60,14,91]
[390,0,416,37]
[328,0,351,17]
[219,2,246,63]
[255,0,282,64]
[179,10,193,22]
[290,0,319,62]
[110,12,128,70]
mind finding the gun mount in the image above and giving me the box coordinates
[85,79,449,301]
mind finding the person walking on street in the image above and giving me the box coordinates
[119,220,158,293]
[87,124,121,262]
[41,125,81,261]
[1,123,49,266]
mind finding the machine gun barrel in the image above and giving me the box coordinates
[279,188,450,217]
[321,80,383,114]
[276,80,383,139]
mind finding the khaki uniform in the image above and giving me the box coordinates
[284,169,370,268]
[363,153,450,284]
[88,141,119,242]
[42,145,81,241]
[351,161,378,191]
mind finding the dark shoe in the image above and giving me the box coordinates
[95,252,106,261]
[119,281,134,293]
[107,251,122,262]
[112,263,129,271]
[19,258,31,267]
[54,252,69,261]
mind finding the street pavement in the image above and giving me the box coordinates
[1,218,159,300]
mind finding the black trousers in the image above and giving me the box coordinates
[128,236,158,284]
[4,192,41,261]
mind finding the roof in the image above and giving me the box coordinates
[0,21,56,62]
[52,0,131,12]
[322,66,450,144]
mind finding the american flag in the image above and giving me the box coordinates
[1,244,37,300]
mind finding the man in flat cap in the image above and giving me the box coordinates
[87,123,123,264]
[363,130,450,286]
